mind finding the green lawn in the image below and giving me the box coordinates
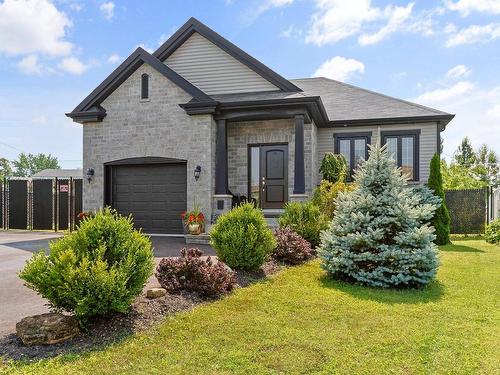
[3,240,499,375]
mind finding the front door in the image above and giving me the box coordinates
[249,144,288,209]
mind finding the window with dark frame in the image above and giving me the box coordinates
[141,73,149,100]
[334,132,371,180]
[381,130,420,181]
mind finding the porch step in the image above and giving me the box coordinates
[185,233,211,245]
[262,209,284,218]
[265,217,279,229]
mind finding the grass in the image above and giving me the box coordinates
[2,240,499,374]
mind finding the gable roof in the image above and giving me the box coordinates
[66,47,214,122]
[153,17,301,93]
[291,77,454,125]
[32,169,82,178]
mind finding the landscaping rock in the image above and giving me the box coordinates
[16,313,80,346]
[146,287,167,299]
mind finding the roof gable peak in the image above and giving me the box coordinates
[153,17,301,93]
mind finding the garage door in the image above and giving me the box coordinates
[110,163,187,234]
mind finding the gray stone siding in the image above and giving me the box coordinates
[82,63,214,221]
[227,119,316,200]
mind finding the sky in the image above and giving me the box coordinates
[0,0,499,168]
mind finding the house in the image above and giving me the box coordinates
[67,17,454,235]
[31,169,83,179]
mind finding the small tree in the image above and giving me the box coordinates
[320,145,439,288]
[319,153,347,183]
[12,153,60,177]
[428,153,451,245]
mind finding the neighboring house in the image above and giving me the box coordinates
[31,169,83,179]
[67,17,454,235]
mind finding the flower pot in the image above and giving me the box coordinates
[188,223,202,235]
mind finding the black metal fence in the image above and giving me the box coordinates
[0,178,82,231]
[445,187,489,234]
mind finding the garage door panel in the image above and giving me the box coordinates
[110,163,187,234]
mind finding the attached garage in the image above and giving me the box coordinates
[105,158,187,234]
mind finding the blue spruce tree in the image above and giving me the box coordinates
[319,145,439,288]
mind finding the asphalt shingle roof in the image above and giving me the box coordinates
[31,169,83,178]
[290,77,451,122]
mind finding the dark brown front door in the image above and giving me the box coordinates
[249,144,288,209]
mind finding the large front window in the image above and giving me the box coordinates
[382,130,420,181]
[335,133,371,180]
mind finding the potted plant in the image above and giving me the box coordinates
[181,206,205,235]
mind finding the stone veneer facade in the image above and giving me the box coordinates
[82,63,319,228]
[227,119,317,200]
[82,63,215,219]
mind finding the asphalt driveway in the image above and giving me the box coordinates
[0,231,215,337]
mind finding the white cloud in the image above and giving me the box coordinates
[57,56,88,75]
[306,0,381,46]
[313,56,365,82]
[99,1,115,21]
[444,0,500,16]
[306,0,435,46]
[446,23,500,47]
[107,53,121,64]
[445,65,471,79]
[17,54,43,75]
[414,81,474,103]
[413,83,500,159]
[31,115,47,124]
[0,0,72,56]
[359,3,414,45]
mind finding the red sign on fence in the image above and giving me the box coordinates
[59,184,69,193]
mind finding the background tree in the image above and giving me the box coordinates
[320,145,439,288]
[474,144,499,187]
[441,160,487,190]
[453,137,476,166]
[0,158,12,180]
[428,154,451,245]
[12,153,60,177]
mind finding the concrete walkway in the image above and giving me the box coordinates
[0,231,215,337]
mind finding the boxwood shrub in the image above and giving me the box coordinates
[19,208,154,325]
[485,219,500,244]
[210,202,275,270]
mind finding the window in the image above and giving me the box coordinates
[141,73,149,100]
[334,132,371,180]
[381,130,420,181]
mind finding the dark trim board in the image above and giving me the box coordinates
[153,17,301,93]
[380,129,420,181]
[329,114,454,127]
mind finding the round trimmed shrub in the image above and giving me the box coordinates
[19,208,154,325]
[210,202,275,270]
[156,248,237,298]
[485,219,500,244]
[278,201,329,248]
[273,227,313,264]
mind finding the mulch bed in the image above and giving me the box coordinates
[0,260,283,362]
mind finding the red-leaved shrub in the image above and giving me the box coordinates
[273,227,313,265]
[155,248,237,298]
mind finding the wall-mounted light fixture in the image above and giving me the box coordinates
[86,168,95,183]
[194,165,201,181]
